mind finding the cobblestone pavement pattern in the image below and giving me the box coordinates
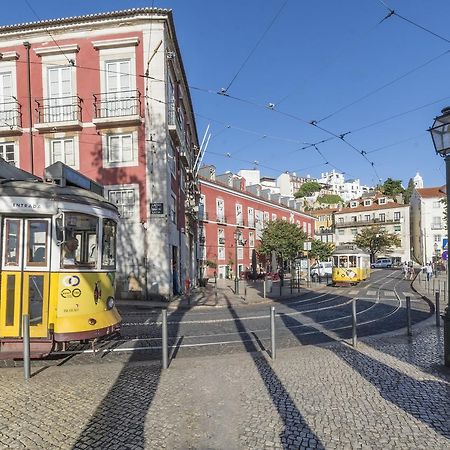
[0,324,449,449]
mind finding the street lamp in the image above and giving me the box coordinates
[233,229,247,294]
[428,106,450,367]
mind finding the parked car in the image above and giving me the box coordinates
[310,261,332,280]
[371,258,392,268]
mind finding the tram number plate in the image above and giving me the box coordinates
[150,203,164,215]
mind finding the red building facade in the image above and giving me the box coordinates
[198,175,316,279]
[0,9,199,297]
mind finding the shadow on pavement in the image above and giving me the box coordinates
[279,310,450,440]
[225,296,325,450]
[71,306,187,450]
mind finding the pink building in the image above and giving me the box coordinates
[198,168,316,279]
[0,8,200,298]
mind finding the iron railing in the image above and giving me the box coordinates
[0,100,22,128]
[35,96,82,123]
[93,90,141,119]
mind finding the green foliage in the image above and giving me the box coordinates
[316,194,343,205]
[309,240,334,260]
[258,220,307,263]
[294,181,322,198]
[403,178,415,204]
[380,178,405,197]
[354,225,401,261]
[206,260,217,268]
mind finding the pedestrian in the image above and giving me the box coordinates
[407,261,414,280]
[426,262,433,282]
[402,262,408,280]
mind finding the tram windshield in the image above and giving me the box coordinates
[61,213,98,268]
[102,219,116,268]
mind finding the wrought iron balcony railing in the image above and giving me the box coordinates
[93,90,141,119]
[35,96,82,124]
[0,100,22,130]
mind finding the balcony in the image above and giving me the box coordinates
[236,218,244,227]
[315,227,334,235]
[198,211,208,221]
[34,96,82,132]
[248,219,255,229]
[216,215,227,224]
[218,237,225,245]
[335,217,402,228]
[0,101,22,136]
[168,101,185,146]
[431,223,443,230]
[93,90,142,127]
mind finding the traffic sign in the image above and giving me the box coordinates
[442,250,448,261]
[443,239,448,250]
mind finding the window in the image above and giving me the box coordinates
[338,217,344,223]
[433,201,441,208]
[105,60,134,116]
[435,234,442,243]
[102,219,117,268]
[108,189,136,219]
[379,213,385,222]
[50,138,75,166]
[237,247,243,260]
[0,71,14,125]
[379,198,386,205]
[216,199,225,222]
[272,213,277,221]
[365,215,371,221]
[394,225,401,232]
[394,212,401,221]
[0,142,16,165]
[170,194,177,224]
[351,228,357,235]
[236,204,243,226]
[106,134,133,165]
[47,66,74,122]
[364,200,372,206]
[263,211,269,224]
[168,143,176,175]
[350,201,357,208]
[27,220,49,266]
[218,228,225,245]
[248,207,255,227]
[249,232,255,247]
[351,216,357,222]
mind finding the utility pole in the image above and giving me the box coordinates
[234,230,240,295]
[23,42,34,174]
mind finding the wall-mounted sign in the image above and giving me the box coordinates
[150,202,164,215]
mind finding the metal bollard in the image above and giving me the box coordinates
[270,306,276,360]
[433,278,435,294]
[279,280,282,297]
[23,314,30,381]
[436,291,441,327]
[244,282,247,298]
[290,278,293,294]
[263,279,266,299]
[297,273,300,293]
[406,296,412,337]
[352,298,357,347]
[162,309,168,369]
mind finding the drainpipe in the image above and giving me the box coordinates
[23,42,34,175]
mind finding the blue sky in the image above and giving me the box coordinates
[3,0,450,188]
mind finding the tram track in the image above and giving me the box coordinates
[50,270,430,359]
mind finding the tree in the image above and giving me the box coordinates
[403,178,415,204]
[294,181,321,198]
[316,194,343,205]
[380,178,405,197]
[310,240,334,261]
[354,225,401,262]
[258,220,307,266]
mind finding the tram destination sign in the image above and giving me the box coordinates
[0,197,57,215]
[150,202,164,215]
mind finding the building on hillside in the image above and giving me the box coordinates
[197,171,316,279]
[310,208,337,244]
[277,172,312,197]
[0,8,200,298]
[410,186,446,264]
[317,170,369,201]
[413,172,424,189]
[238,168,260,187]
[334,196,410,263]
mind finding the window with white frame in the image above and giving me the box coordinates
[47,66,74,122]
[364,200,372,206]
[394,211,401,221]
[338,229,345,235]
[50,138,76,166]
[0,142,16,165]
[218,245,225,260]
[107,188,136,219]
[218,228,225,245]
[216,198,225,222]
[104,60,135,116]
[378,198,386,205]
[237,247,244,260]
[365,214,371,221]
[338,217,344,223]
[199,195,206,220]
[249,247,254,259]
[0,71,14,125]
[249,231,255,248]
[351,228,357,235]
[248,207,254,227]
[435,234,442,243]
[168,143,176,175]
[106,134,134,166]
[236,203,243,225]
[272,213,277,221]
[433,201,441,208]
[170,194,177,224]
[263,211,269,224]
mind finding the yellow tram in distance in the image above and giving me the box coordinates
[332,244,371,285]
[0,161,121,358]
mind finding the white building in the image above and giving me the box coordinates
[317,170,368,201]
[238,169,260,187]
[334,197,410,263]
[277,172,312,197]
[410,185,446,264]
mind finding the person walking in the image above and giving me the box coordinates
[402,262,408,280]
[408,261,414,280]
[426,262,433,282]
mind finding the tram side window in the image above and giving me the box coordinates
[333,256,339,267]
[4,219,20,266]
[102,219,117,268]
[62,213,98,268]
[349,256,357,267]
[27,220,48,266]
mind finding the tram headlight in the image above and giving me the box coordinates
[106,296,115,310]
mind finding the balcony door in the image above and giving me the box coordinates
[105,60,134,116]
[48,66,73,122]
[0,71,13,125]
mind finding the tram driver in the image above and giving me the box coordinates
[62,236,79,266]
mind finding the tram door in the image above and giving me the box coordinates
[0,218,51,338]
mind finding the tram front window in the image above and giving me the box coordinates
[62,213,98,268]
[339,256,348,268]
[349,256,357,267]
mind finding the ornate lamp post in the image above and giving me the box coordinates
[233,229,246,294]
[429,106,450,367]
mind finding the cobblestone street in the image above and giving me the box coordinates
[0,322,449,449]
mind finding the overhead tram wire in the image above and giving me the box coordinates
[222,0,289,94]
[375,0,450,45]
[316,49,450,124]
[23,0,74,65]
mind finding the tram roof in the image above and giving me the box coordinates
[0,158,41,182]
[332,245,369,255]
[0,180,118,213]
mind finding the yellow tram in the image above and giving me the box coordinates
[0,161,121,358]
[332,244,370,285]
